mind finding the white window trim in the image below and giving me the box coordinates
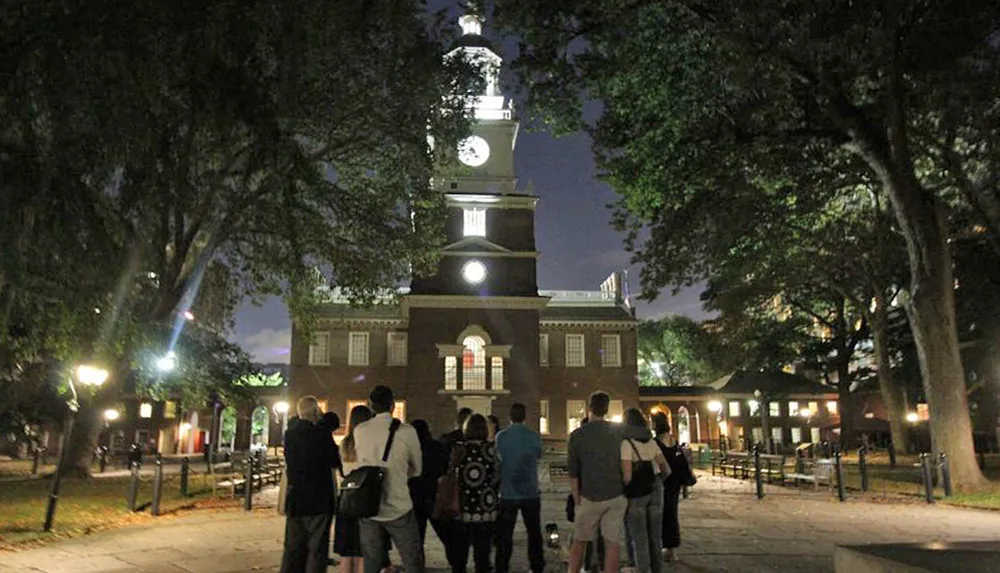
[601,334,621,367]
[463,207,487,237]
[540,399,550,435]
[387,332,408,366]
[565,334,585,367]
[539,333,549,367]
[348,332,370,366]
[309,332,330,366]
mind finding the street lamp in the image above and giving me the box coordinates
[44,364,109,532]
[103,409,120,422]
[156,351,176,372]
[906,412,919,423]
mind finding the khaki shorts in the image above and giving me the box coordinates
[573,495,627,546]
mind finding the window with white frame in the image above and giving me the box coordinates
[463,207,486,237]
[539,334,549,367]
[539,399,550,435]
[565,334,585,367]
[788,401,800,417]
[728,401,741,417]
[444,356,457,390]
[387,332,408,366]
[139,403,153,419]
[164,401,177,419]
[609,400,625,423]
[769,401,781,417]
[462,336,487,390]
[748,399,760,417]
[491,357,504,390]
[771,427,783,445]
[567,399,586,434]
[790,427,803,443]
[600,334,621,367]
[810,427,821,444]
[751,427,763,444]
[309,332,330,365]
[348,332,369,366]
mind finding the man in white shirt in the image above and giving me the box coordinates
[353,385,424,573]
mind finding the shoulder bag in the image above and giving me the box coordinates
[338,419,401,519]
[623,439,656,498]
[433,443,464,520]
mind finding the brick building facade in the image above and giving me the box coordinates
[289,12,639,443]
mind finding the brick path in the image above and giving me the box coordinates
[3,474,1000,573]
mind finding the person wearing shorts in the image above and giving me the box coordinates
[567,391,626,573]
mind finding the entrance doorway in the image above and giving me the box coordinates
[454,396,493,417]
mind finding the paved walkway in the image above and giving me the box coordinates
[3,474,1000,573]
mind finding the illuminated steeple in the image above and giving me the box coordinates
[448,4,510,120]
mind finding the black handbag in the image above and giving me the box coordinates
[338,419,401,519]
[623,439,656,498]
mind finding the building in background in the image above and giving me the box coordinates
[288,9,638,443]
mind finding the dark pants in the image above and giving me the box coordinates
[662,482,682,549]
[415,506,462,569]
[280,513,333,573]
[495,498,545,573]
[360,511,425,573]
[453,521,494,573]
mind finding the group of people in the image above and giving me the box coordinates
[279,386,691,573]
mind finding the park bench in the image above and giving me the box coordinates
[717,452,752,479]
[758,454,787,483]
[227,456,285,495]
[785,457,834,489]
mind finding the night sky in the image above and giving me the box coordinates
[230,3,709,364]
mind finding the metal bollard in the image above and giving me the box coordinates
[753,445,764,500]
[243,457,254,511]
[32,448,41,475]
[151,455,164,516]
[127,461,141,512]
[919,453,935,504]
[834,448,846,502]
[888,442,897,468]
[939,453,953,498]
[180,457,190,497]
[858,445,869,493]
[99,446,108,473]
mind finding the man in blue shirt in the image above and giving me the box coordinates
[495,402,545,573]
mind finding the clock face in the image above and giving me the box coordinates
[462,260,487,284]
[458,136,490,167]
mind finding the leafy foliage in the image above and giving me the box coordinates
[637,316,733,386]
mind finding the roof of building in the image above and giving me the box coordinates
[540,305,635,321]
[708,370,835,396]
[639,385,717,398]
[453,33,495,51]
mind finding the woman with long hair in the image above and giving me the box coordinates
[621,408,669,573]
[449,413,499,573]
[334,404,372,573]
[650,411,687,562]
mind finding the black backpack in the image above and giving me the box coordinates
[623,438,656,498]
[338,419,401,519]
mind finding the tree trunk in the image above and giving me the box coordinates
[836,358,856,450]
[883,179,985,490]
[62,405,105,478]
[872,299,910,454]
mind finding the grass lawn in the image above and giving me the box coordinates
[0,472,236,549]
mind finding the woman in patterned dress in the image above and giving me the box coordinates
[449,413,499,573]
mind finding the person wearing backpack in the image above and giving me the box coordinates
[620,408,669,573]
[351,385,424,573]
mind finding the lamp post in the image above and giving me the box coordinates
[273,401,290,454]
[754,389,772,454]
[707,400,724,450]
[44,364,109,532]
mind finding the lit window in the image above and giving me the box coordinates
[917,403,929,421]
[565,334,585,367]
[444,356,458,390]
[808,401,819,415]
[462,336,487,390]
[728,401,741,417]
[826,401,838,415]
[771,427,783,445]
[317,400,327,413]
[600,334,621,367]
[463,208,486,237]
[139,403,153,419]
[164,401,177,419]
[540,399,550,435]
[309,332,330,365]
[788,401,799,417]
[748,400,760,417]
[491,356,504,390]
[810,427,821,444]
[393,400,406,422]
[769,401,780,417]
[609,400,624,424]
[567,399,586,434]
[348,332,369,366]
[387,332,408,366]
[791,427,803,443]
[539,333,549,367]
[751,427,763,444]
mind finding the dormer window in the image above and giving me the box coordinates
[463,207,486,237]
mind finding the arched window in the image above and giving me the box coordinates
[677,406,691,446]
[462,335,487,390]
[251,406,270,448]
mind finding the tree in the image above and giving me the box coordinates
[637,316,733,386]
[496,0,997,489]
[1,0,478,474]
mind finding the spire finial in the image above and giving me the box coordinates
[459,2,483,36]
